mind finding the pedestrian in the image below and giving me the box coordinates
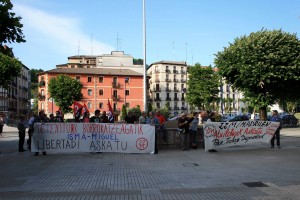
[270,110,282,149]
[146,111,160,154]
[205,111,218,152]
[189,112,199,149]
[90,109,101,123]
[139,111,148,124]
[17,115,27,152]
[53,110,63,122]
[27,113,36,150]
[178,112,190,151]
[49,114,55,122]
[0,116,4,136]
[107,111,114,123]
[155,110,167,142]
[125,111,136,124]
[100,111,109,123]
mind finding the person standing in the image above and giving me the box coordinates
[17,115,27,152]
[178,113,190,151]
[189,112,199,149]
[27,113,36,150]
[139,111,148,124]
[100,111,109,123]
[155,110,167,142]
[107,111,114,123]
[90,109,101,123]
[270,110,282,149]
[146,111,160,154]
[53,110,63,123]
[125,111,136,124]
[33,110,48,156]
[82,112,90,123]
[0,116,4,136]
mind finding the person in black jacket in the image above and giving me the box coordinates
[17,115,27,152]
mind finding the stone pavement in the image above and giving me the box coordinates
[1,125,300,200]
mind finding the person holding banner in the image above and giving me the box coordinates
[90,109,101,123]
[189,112,199,149]
[100,111,109,123]
[270,110,282,149]
[34,110,47,156]
[147,111,160,154]
[139,111,148,124]
[17,115,27,152]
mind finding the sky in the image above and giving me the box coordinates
[8,0,300,71]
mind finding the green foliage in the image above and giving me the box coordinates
[121,104,127,120]
[186,63,220,110]
[48,74,83,113]
[128,105,142,119]
[0,0,26,45]
[32,98,38,114]
[215,29,300,119]
[0,53,22,88]
[147,103,153,113]
[30,69,44,98]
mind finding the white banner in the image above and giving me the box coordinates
[32,123,155,154]
[204,121,280,151]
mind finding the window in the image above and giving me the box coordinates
[71,65,75,68]
[87,102,92,109]
[88,76,92,82]
[125,102,130,108]
[99,102,103,109]
[156,102,160,108]
[173,66,176,70]
[113,77,118,83]
[113,90,118,98]
[114,103,118,111]
[125,90,129,96]
[99,89,103,95]
[41,89,44,95]
[75,76,80,80]
[99,76,103,83]
[88,89,92,96]
[125,77,129,83]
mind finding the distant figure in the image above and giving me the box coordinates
[54,110,63,123]
[0,116,4,136]
[270,110,282,149]
[189,112,199,149]
[82,112,90,123]
[90,109,101,123]
[107,111,114,123]
[207,112,216,122]
[178,113,191,151]
[146,111,160,154]
[17,115,27,152]
[49,114,55,122]
[155,110,167,142]
[100,111,109,123]
[125,111,136,124]
[139,111,148,124]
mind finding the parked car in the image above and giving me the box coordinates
[228,115,249,122]
[280,115,299,127]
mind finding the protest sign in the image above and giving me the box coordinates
[204,121,280,151]
[31,123,155,154]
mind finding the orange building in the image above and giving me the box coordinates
[38,68,144,120]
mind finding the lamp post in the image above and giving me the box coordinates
[143,0,147,112]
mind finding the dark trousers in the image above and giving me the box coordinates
[271,130,280,147]
[181,132,190,150]
[19,131,25,151]
[154,132,158,154]
[0,125,3,134]
[27,128,33,150]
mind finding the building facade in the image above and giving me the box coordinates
[38,68,144,120]
[0,65,31,124]
[147,61,189,116]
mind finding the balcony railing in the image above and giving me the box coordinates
[174,97,179,101]
[38,81,45,87]
[181,79,186,83]
[152,88,161,92]
[173,70,178,73]
[154,70,160,73]
[174,88,179,92]
[181,70,185,74]
[165,69,171,73]
[173,79,178,82]
[154,97,161,101]
[181,107,187,110]
[112,95,120,101]
[112,82,120,88]
[166,97,172,101]
[165,79,171,82]
[173,107,179,110]
[166,88,171,92]
[155,79,160,83]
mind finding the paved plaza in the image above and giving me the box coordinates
[1,125,300,200]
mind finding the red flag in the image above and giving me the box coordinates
[73,101,83,121]
[82,103,89,114]
[107,99,113,113]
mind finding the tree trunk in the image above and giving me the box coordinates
[259,106,267,121]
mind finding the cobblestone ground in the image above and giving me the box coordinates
[1,126,300,200]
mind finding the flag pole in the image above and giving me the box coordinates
[143,0,147,112]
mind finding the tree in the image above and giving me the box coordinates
[0,0,26,45]
[30,69,44,98]
[0,0,26,88]
[186,63,220,110]
[121,104,127,120]
[215,29,300,120]
[48,75,83,113]
[128,105,142,119]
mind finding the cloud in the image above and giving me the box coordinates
[13,3,114,55]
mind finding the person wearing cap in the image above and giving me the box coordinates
[270,110,282,149]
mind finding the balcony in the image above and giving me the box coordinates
[154,70,160,74]
[165,78,171,82]
[155,79,160,83]
[112,95,120,101]
[152,88,161,92]
[173,107,179,110]
[154,97,161,101]
[112,82,120,88]
[165,69,171,73]
[174,88,179,92]
[173,70,178,73]
[38,81,45,87]
[181,79,186,83]
[166,97,172,101]
[174,97,179,101]
[37,93,45,101]
[181,107,187,110]
[173,79,178,82]
[166,88,171,92]
[181,70,185,74]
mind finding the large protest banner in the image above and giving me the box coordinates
[203,121,280,151]
[31,123,155,154]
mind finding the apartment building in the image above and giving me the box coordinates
[0,65,31,124]
[147,61,188,116]
[38,68,144,120]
